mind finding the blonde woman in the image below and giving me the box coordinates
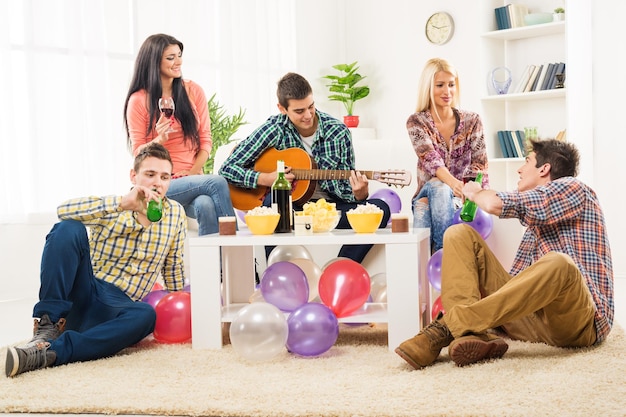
[407,58,489,251]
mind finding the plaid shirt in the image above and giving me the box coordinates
[498,177,614,342]
[57,195,187,301]
[219,110,358,202]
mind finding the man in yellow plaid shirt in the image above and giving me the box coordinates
[6,143,187,377]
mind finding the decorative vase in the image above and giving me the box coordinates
[344,115,360,128]
[490,67,512,95]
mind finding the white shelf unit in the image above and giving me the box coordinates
[479,1,568,270]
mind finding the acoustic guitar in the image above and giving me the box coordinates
[228,147,412,210]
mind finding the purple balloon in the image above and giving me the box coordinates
[260,261,309,312]
[142,289,169,309]
[183,284,191,292]
[287,302,339,357]
[427,249,443,291]
[452,207,493,239]
[370,188,402,213]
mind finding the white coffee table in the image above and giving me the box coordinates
[188,228,431,352]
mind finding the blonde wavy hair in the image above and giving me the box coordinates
[415,58,460,122]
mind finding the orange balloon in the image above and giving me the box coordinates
[318,259,370,318]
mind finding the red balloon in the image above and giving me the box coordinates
[152,281,163,291]
[318,259,370,318]
[431,295,445,320]
[153,291,192,344]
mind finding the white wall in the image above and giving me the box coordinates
[1,0,623,276]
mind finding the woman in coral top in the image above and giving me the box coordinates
[124,33,235,235]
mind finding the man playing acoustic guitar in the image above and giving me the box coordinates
[219,72,391,263]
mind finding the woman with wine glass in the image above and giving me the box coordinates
[124,33,236,235]
[407,58,489,251]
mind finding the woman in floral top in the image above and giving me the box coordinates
[407,58,489,251]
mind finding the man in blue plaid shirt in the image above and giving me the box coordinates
[6,143,187,378]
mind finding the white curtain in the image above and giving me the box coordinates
[0,0,296,222]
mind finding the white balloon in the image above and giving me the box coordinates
[229,302,288,362]
[287,258,322,302]
[267,245,313,266]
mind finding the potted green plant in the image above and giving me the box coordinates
[203,93,248,174]
[323,61,370,128]
[553,7,565,21]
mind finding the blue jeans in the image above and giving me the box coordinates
[34,220,156,365]
[412,178,457,252]
[166,174,236,235]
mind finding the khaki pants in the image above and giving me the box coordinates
[441,224,597,348]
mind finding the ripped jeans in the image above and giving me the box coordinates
[411,178,460,251]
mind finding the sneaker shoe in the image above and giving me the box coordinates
[24,314,66,347]
[395,312,453,369]
[448,333,509,367]
[5,343,56,377]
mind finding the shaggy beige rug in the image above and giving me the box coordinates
[1,323,625,417]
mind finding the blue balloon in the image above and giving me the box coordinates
[286,303,339,357]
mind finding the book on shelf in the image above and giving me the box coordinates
[513,65,533,94]
[494,3,528,30]
[513,130,527,157]
[507,4,528,28]
[523,65,541,93]
[529,64,544,92]
[509,130,523,158]
[497,130,509,158]
[540,63,556,90]
[548,62,566,89]
[497,130,528,158]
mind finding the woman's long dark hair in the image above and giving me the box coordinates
[123,33,199,152]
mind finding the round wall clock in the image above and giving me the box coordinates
[425,12,455,45]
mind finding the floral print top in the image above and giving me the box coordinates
[407,108,489,198]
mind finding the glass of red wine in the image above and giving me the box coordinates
[158,97,175,132]
[462,165,480,184]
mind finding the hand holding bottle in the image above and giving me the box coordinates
[460,172,483,222]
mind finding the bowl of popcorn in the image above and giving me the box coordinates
[347,203,384,234]
[302,199,341,233]
[244,206,281,235]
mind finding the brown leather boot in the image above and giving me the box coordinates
[448,333,509,367]
[395,312,453,370]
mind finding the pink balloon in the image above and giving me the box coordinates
[142,289,169,309]
[452,207,493,239]
[370,188,402,213]
[427,249,443,291]
[318,259,370,318]
[153,291,192,344]
[260,261,309,312]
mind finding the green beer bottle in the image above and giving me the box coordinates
[459,171,483,222]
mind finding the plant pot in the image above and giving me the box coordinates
[553,13,564,22]
[343,115,360,128]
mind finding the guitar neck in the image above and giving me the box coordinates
[291,169,378,181]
